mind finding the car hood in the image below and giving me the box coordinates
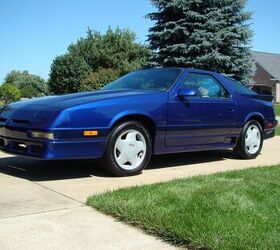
[6,89,159,110]
[0,89,164,128]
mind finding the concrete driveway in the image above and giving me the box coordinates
[1,137,280,249]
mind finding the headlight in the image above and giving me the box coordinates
[30,131,54,140]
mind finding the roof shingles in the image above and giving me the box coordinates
[251,51,280,80]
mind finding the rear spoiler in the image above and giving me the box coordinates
[254,94,274,102]
[243,94,274,102]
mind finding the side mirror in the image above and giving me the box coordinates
[177,88,198,100]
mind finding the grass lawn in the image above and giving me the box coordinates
[276,126,280,136]
[88,165,280,249]
[275,104,280,116]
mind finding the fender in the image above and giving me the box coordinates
[109,110,155,129]
[244,112,265,125]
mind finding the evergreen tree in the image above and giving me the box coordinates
[147,0,254,83]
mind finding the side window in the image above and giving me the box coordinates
[180,73,228,98]
[224,77,257,95]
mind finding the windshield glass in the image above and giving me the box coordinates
[102,68,182,91]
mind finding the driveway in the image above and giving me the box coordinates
[1,137,280,249]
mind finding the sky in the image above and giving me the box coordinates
[0,0,280,82]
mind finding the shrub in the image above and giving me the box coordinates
[49,27,151,94]
[4,70,48,97]
[49,54,91,94]
[80,68,121,91]
[0,83,21,104]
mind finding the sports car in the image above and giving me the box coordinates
[0,68,277,176]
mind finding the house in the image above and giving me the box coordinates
[251,51,280,103]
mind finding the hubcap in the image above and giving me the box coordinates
[114,129,147,170]
[245,125,261,155]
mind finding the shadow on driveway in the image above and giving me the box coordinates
[0,150,234,182]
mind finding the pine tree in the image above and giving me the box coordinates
[147,0,254,83]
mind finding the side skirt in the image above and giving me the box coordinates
[153,136,238,155]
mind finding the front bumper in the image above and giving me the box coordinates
[0,127,106,160]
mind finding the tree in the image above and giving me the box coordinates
[68,27,150,73]
[4,70,48,97]
[49,27,151,94]
[80,68,121,91]
[0,83,21,105]
[20,85,43,99]
[147,0,254,83]
[49,54,91,94]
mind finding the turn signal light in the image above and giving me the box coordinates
[83,130,98,137]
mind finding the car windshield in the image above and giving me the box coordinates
[102,68,182,91]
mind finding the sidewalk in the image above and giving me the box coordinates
[0,157,175,250]
[1,137,280,249]
[0,206,175,250]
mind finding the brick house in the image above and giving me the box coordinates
[251,51,280,103]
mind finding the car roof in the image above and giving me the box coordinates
[184,68,220,75]
[141,67,221,76]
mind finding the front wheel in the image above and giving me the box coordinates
[234,120,263,159]
[102,121,152,176]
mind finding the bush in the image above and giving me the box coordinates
[80,68,121,91]
[20,85,43,99]
[49,27,151,94]
[4,70,48,97]
[49,54,91,94]
[0,83,21,104]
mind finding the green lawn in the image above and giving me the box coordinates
[275,104,280,116]
[276,126,280,136]
[88,165,280,249]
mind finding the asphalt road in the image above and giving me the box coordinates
[1,137,280,249]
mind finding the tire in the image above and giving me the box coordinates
[102,121,152,176]
[234,120,263,159]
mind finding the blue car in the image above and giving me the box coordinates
[0,68,277,176]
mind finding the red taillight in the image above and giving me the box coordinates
[267,122,274,128]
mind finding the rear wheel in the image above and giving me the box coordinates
[102,121,152,176]
[234,120,263,159]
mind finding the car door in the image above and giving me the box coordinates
[166,71,235,147]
